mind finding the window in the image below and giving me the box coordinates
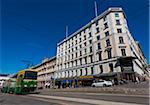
[79,38,82,42]
[96,27,100,33]
[80,44,82,48]
[117,28,122,33]
[75,60,77,66]
[84,48,87,54]
[116,19,121,25]
[97,35,100,40]
[84,35,86,40]
[76,70,78,75]
[84,42,87,46]
[64,63,66,68]
[115,13,119,17]
[80,58,82,65]
[89,40,92,44]
[90,55,93,63]
[75,40,77,44]
[84,57,87,64]
[72,54,74,59]
[107,49,112,59]
[69,44,70,48]
[85,68,88,75]
[91,67,94,75]
[98,51,102,61]
[75,35,77,38]
[71,61,73,67]
[80,51,82,56]
[119,37,124,43]
[89,32,92,37]
[121,49,126,56]
[99,65,103,73]
[106,39,111,47]
[80,69,82,76]
[104,23,108,29]
[90,46,92,53]
[75,52,77,57]
[97,43,101,50]
[83,29,86,33]
[103,16,107,21]
[72,48,74,52]
[75,47,77,50]
[96,20,99,26]
[109,63,113,72]
[105,31,109,37]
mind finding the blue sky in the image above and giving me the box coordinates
[0,0,149,74]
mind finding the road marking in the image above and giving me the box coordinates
[29,94,143,105]
[67,92,149,98]
[47,91,149,98]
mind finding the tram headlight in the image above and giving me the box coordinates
[24,85,27,87]
[34,85,37,87]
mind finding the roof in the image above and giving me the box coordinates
[57,7,124,46]
[31,56,56,69]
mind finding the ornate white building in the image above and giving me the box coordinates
[54,7,148,83]
[32,57,56,88]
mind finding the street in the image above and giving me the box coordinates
[0,91,149,105]
[0,93,93,105]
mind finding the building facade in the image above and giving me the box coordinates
[54,7,148,86]
[32,56,56,88]
[0,74,10,89]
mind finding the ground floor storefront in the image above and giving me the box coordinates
[54,70,140,88]
[55,76,95,88]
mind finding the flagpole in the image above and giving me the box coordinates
[94,1,98,17]
[66,25,68,39]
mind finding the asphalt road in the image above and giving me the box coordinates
[0,93,93,105]
[0,90,149,105]
[38,91,149,105]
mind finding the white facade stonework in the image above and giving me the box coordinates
[32,57,56,88]
[55,7,148,81]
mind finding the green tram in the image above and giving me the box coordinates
[1,69,37,94]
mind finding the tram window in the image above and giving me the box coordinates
[24,71,37,80]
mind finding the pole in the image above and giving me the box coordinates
[66,25,68,39]
[94,1,98,17]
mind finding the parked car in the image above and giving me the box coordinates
[91,80,113,87]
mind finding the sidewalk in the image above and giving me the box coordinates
[38,82,150,95]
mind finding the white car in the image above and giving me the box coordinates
[92,80,113,87]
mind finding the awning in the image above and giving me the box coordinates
[115,56,136,67]
[94,72,117,78]
[79,75,94,79]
